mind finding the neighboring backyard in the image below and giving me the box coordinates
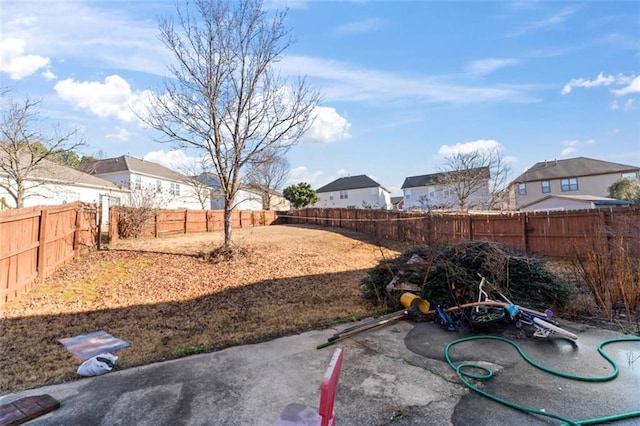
[0,224,409,394]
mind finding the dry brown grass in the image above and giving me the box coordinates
[0,224,408,394]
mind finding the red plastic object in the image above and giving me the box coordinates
[318,347,344,426]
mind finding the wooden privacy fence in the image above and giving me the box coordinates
[281,206,640,259]
[0,202,98,306]
[108,207,277,240]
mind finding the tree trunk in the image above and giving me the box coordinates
[223,204,233,249]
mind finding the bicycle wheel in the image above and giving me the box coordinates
[532,317,578,341]
[470,307,507,327]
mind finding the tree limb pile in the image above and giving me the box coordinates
[362,240,574,312]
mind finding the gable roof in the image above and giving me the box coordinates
[0,152,124,190]
[513,157,639,183]
[401,167,490,189]
[316,175,388,193]
[80,155,187,182]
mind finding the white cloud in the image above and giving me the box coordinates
[560,146,576,156]
[437,139,505,157]
[280,56,536,105]
[301,106,351,144]
[287,166,325,188]
[612,75,640,96]
[333,18,385,36]
[54,75,153,122]
[468,58,518,75]
[0,38,51,80]
[509,6,579,37]
[143,150,199,172]
[106,127,131,141]
[559,139,594,157]
[1,1,169,77]
[561,72,633,95]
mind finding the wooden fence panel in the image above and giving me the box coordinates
[0,203,97,306]
[282,206,639,259]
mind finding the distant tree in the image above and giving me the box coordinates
[283,182,318,208]
[438,148,511,210]
[0,95,85,208]
[245,149,290,210]
[608,177,640,204]
[143,0,320,249]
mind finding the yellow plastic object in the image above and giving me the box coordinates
[399,292,430,314]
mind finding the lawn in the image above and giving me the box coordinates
[0,224,408,394]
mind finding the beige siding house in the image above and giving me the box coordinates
[520,195,632,212]
[509,157,639,210]
[314,175,392,209]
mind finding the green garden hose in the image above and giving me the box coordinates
[444,335,640,425]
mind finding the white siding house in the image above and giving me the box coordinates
[401,168,490,211]
[520,195,632,212]
[314,175,392,209]
[80,156,206,210]
[199,174,268,211]
[0,156,130,222]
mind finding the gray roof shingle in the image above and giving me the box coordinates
[401,167,489,189]
[513,157,639,183]
[316,175,388,193]
[80,155,187,182]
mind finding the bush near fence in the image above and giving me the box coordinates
[0,202,98,306]
[280,206,640,259]
[108,207,277,240]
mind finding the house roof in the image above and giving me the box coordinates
[80,155,187,182]
[401,167,490,189]
[316,175,389,193]
[520,194,633,209]
[512,157,639,183]
[1,152,125,191]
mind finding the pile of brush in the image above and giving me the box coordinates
[362,240,574,312]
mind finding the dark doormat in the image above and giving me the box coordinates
[0,394,60,426]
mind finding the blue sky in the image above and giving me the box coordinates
[1,0,638,196]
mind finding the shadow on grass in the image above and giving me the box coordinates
[0,268,385,395]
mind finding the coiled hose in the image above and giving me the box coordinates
[444,335,640,425]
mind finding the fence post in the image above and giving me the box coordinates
[522,212,528,255]
[184,209,188,234]
[468,215,473,241]
[154,213,159,238]
[37,208,48,285]
[73,207,82,258]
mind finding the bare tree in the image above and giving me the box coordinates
[244,148,290,209]
[143,0,319,248]
[438,148,511,210]
[180,157,214,210]
[0,95,85,208]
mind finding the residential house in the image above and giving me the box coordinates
[198,174,266,211]
[390,196,404,211]
[80,155,206,210]
[401,168,490,211]
[245,183,291,211]
[520,195,633,212]
[314,175,392,209]
[0,154,130,222]
[509,157,639,210]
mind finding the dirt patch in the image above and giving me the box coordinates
[0,225,408,394]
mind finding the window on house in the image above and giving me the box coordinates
[428,190,435,198]
[517,183,526,195]
[339,190,348,199]
[622,172,638,179]
[170,182,181,196]
[561,178,578,191]
[370,187,377,195]
[329,193,334,201]
[156,180,162,191]
[541,181,550,193]
[134,175,142,190]
[404,190,411,201]
[442,188,452,196]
